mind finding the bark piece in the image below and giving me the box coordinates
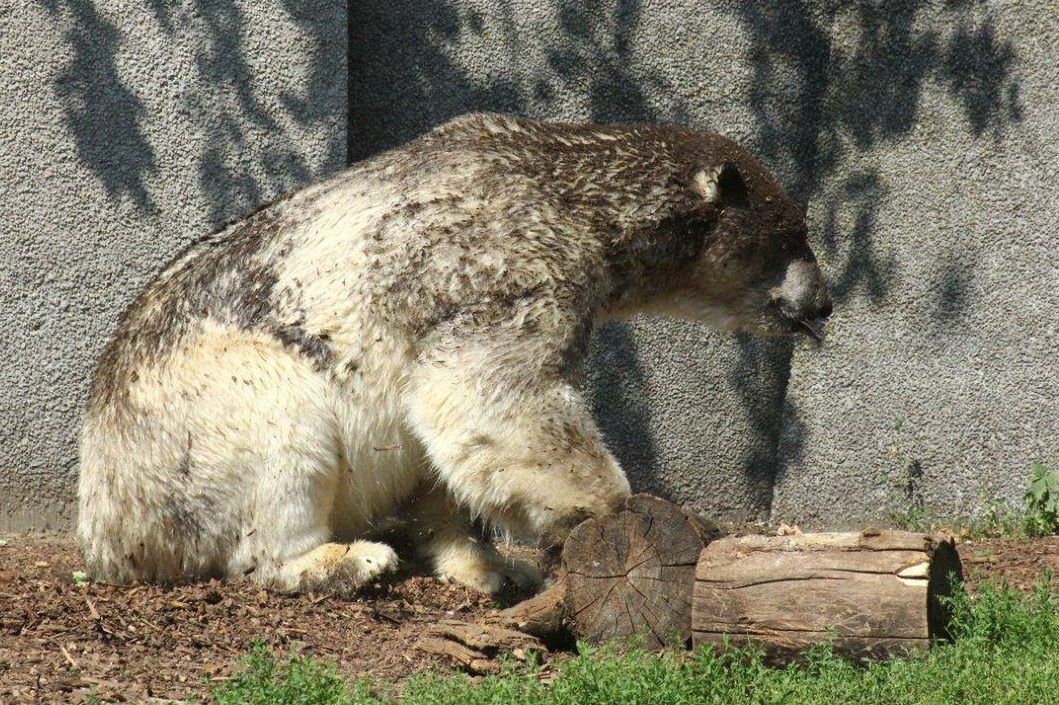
[492,582,568,640]
[414,636,500,674]
[692,530,963,660]
[415,619,544,674]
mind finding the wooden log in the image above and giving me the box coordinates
[563,494,714,649]
[692,529,963,660]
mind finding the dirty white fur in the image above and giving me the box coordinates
[78,114,828,594]
[79,180,557,593]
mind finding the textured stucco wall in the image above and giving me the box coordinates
[772,2,1059,526]
[0,0,346,531]
[4,0,1055,531]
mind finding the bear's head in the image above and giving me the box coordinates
[641,137,832,342]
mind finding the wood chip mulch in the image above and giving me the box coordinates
[0,537,510,704]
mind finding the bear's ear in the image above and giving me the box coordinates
[691,161,749,209]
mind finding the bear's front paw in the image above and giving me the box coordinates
[344,541,400,583]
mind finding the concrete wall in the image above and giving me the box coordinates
[773,2,1059,525]
[0,0,345,531]
[3,0,1055,530]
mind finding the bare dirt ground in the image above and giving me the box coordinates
[960,535,1059,591]
[2,534,1058,704]
[0,536,532,704]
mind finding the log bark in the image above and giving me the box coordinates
[562,494,714,649]
[692,529,963,660]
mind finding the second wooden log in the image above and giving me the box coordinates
[692,530,963,660]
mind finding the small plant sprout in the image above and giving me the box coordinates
[1023,462,1059,537]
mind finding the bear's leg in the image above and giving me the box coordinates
[404,483,540,593]
[232,439,400,595]
[80,327,401,594]
[405,354,631,549]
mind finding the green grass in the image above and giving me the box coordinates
[211,580,1059,705]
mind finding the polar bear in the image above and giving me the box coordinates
[78,114,831,594]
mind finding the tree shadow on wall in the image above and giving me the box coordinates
[347,0,528,163]
[735,0,1022,315]
[40,0,157,211]
[41,0,345,227]
[728,0,1023,479]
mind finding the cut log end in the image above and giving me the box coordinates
[562,494,713,649]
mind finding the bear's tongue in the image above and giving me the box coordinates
[796,319,824,342]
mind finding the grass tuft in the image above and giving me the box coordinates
[212,643,377,705]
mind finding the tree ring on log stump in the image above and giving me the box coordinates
[562,494,713,649]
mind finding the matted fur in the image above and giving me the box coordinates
[78,114,830,593]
